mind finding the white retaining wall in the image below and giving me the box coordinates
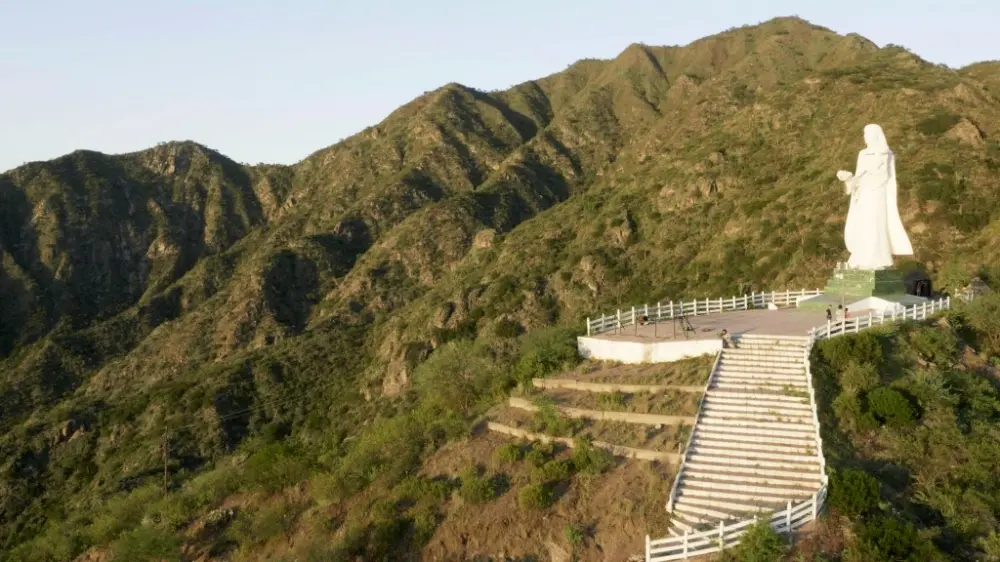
[577,336,722,364]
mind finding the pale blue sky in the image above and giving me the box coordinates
[0,0,996,172]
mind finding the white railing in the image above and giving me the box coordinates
[809,296,951,340]
[646,295,953,561]
[647,486,827,561]
[665,350,723,512]
[586,289,822,336]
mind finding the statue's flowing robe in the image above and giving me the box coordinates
[844,149,913,269]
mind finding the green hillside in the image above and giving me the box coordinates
[1,15,999,561]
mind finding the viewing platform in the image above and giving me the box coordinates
[578,291,827,364]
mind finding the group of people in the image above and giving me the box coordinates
[825,305,849,322]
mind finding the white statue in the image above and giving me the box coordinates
[835,124,913,270]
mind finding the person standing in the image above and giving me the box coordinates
[826,306,833,322]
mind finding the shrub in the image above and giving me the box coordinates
[916,110,962,136]
[565,522,586,546]
[829,468,880,516]
[524,441,554,467]
[414,340,502,417]
[840,362,880,394]
[531,459,574,484]
[518,483,554,510]
[494,318,522,338]
[513,327,580,383]
[110,526,182,562]
[908,326,957,364]
[571,436,615,475]
[832,392,878,433]
[818,332,883,371]
[849,515,939,561]
[494,443,524,464]
[965,292,1000,356]
[597,391,628,410]
[730,518,785,562]
[458,466,501,504]
[866,387,916,428]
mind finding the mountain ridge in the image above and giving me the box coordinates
[2,15,1000,560]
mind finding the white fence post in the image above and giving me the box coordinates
[616,309,621,332]
[586,317,591,336]
[811,490,818,519]
[719,520,724,547]
[922,301,928,319]
[632,306,636,326]
[645,535,650,561]
[683,531,688,557]
[786,500,792,530]
[669,301,674,318]
[645,303,649,320]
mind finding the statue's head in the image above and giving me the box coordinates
[863,124,889,152]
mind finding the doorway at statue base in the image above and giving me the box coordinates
[798,266,929,313]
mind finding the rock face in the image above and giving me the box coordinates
[945,118,986,147]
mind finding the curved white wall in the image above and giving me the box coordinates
[577,336,722,364]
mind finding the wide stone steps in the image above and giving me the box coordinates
[674,498,780,521]
[711,381,809,393]
[717,363,805,375]
[665,333,822,539]
[683,462,822,484]
[703,395,811,411]
[690,436,815,456]
[688,444,817,464]
[701,404,812,422]
[680,476,816,497]
[685,453,818,471]
[722,347,806,361]
[691,430,815,448]
[714,367,806,379]
[700,402,811,418]
[706,389,810,404]
[676,493,790,514]
[694,419,814,438]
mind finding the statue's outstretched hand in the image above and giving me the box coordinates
[836,170,853,182]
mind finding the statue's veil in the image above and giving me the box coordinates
[864,124,914,256]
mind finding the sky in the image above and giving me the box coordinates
[1,0,997,173]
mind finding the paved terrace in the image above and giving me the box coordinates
[593,308,832,341]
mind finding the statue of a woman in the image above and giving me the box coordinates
[835,124,913,270]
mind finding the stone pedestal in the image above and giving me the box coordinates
[824,267,906,298]
[798,267,916,311]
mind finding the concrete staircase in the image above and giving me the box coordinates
[667,334,824,536]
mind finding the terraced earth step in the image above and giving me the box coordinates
[507,397,695,426]
[531,378,705,394]
[484,422,678,462]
